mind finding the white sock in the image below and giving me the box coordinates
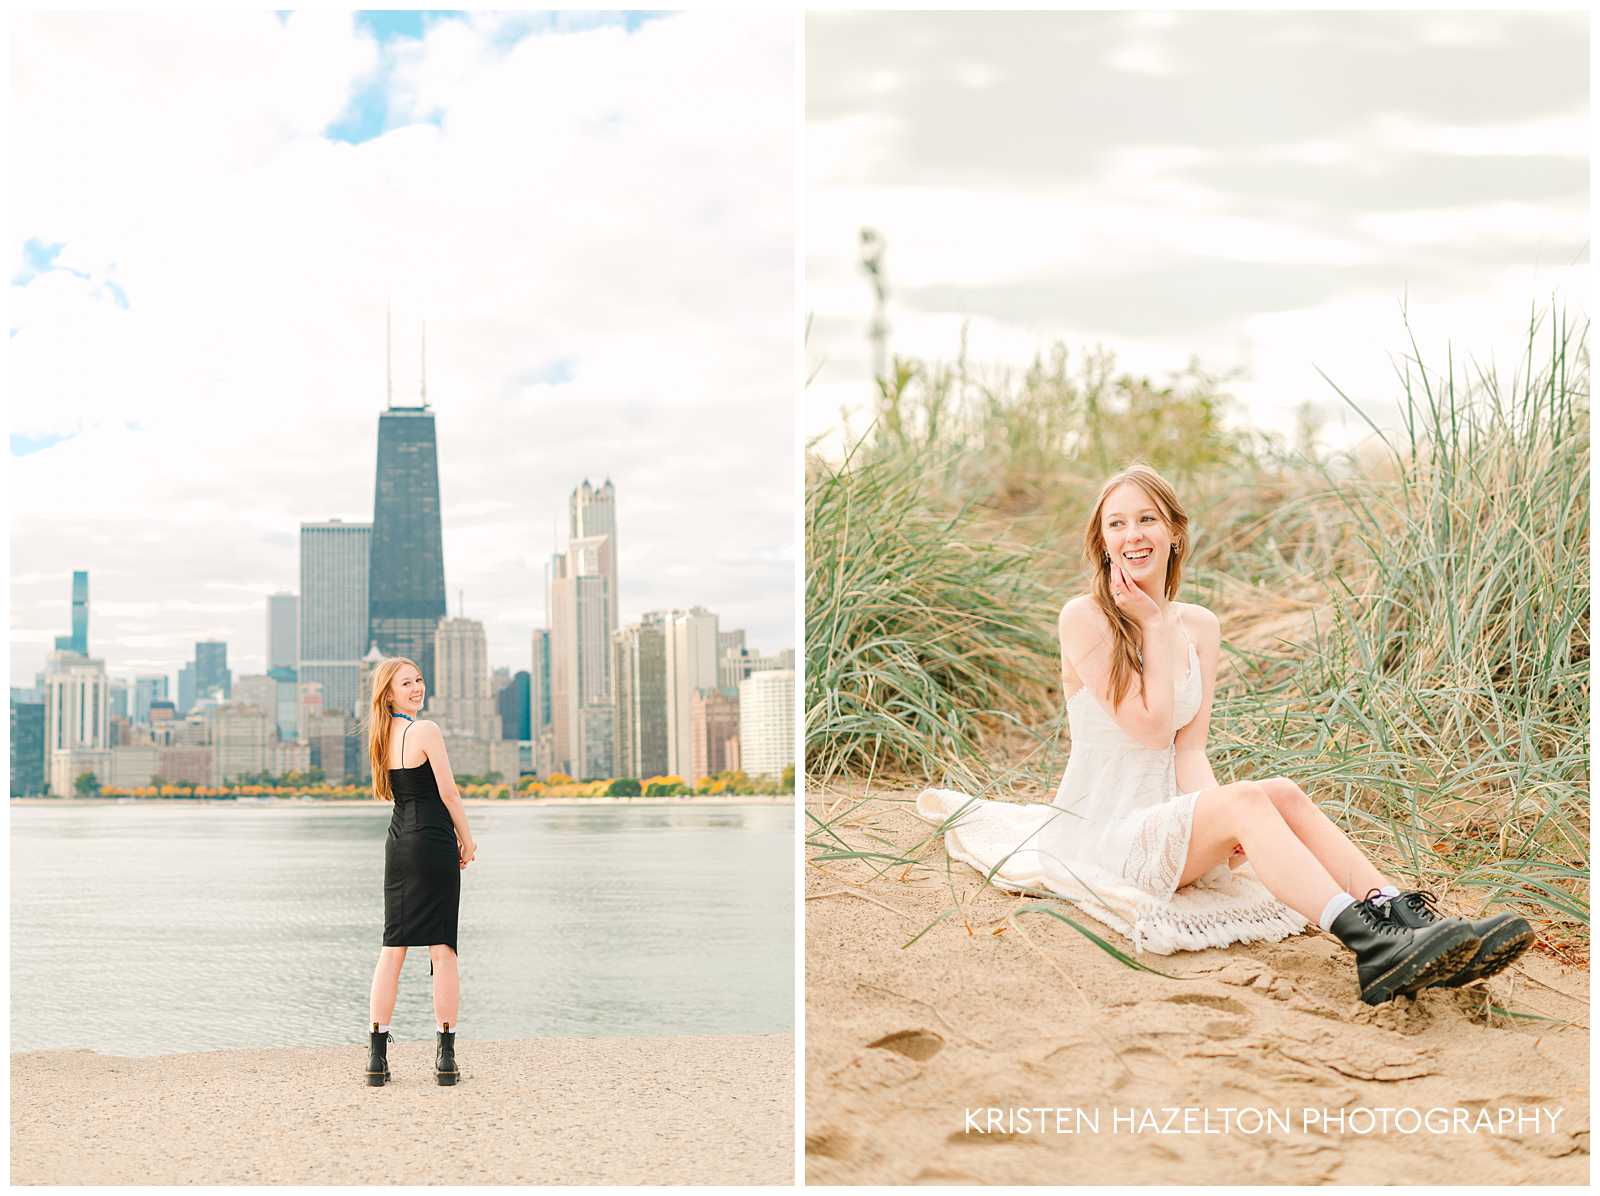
[1363,884,1401,908]
[1318,892,1357,932]
[373,1022,390,1034]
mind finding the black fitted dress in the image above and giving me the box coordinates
[382,719,460,975]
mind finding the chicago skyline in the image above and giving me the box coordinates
[10,11,793,690]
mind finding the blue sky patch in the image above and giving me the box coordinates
[487,10,668,48]
[11,432,75,457]
[516,358,577,388]
[12,239,67,286]
[325,11,669,144]
[354,10,459,42]
[324,78,395,144]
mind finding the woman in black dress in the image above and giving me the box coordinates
[362,657,478,1086]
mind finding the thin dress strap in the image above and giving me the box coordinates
[1175,613,1195,651]
[399,719,411,768]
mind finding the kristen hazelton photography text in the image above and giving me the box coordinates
[959,1105,1569,1138]
[804,8,1586,1189]
[10,10,795,1187]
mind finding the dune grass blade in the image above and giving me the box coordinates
[1013,903,1180,978]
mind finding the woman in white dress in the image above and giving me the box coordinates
[916,463,1534,1005]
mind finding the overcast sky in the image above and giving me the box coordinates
[10,10,796,688]
[807,10,1587,455]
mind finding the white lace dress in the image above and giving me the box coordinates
[915,622,1308,955]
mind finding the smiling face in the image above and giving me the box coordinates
[387,665,425,714]
[1099,480,1174,583]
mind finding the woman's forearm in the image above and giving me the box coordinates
[440,790,473,841]
[1175,748,1220,795]
[1133,614,1179,745]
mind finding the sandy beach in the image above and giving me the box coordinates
[805,790,1589,1185]
[12,1032,793,1185]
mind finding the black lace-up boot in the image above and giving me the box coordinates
[435,1023,459,1086]
[366,1024,392,1087]
[1328,893,1482,1005]
[1382,889,1535,988]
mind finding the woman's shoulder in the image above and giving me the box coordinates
[1058,593,1101,622]
[410,718,445,741]
[1058,595,1121,654]
[1057,593,1104,634]
[1176,602,1220,642]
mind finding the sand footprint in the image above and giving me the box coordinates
[913,1165,985,1183]
[866,1029,945,1062]
[944,1128,1034,1148]
[1163,992,1252,1015]
[804,1127,855,1161]
[825,1028,945,1095]
[1161,991,1255,1040]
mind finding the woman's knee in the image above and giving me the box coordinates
[1260,776,1315,816]
[1222,781,1275,822]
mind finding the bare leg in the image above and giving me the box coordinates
[1258,777,1395,897]
[429,944,459,1027]
[369,946,406,1025]
[1178,782,1344,924]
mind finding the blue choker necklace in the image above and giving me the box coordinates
[391,711,415,722]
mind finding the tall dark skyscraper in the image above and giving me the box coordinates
[368,322,447,686]
[10,693,46,796]
[498,670,531,741]
[194,641,231,702]
[53,570,88,655]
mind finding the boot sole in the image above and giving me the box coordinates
[1437,920,1535,988]
[435,1071,459,1086]
[366,1071,389,1087]
[1360,923,1481,1005]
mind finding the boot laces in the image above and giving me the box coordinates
[1399,889,1441,920]
[1357,891,1407,936]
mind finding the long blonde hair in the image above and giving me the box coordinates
[366,656,421,802]
[1081,463,1190,709]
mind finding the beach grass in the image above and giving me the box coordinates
[805,299,1590,954]
[804,443,1058,791]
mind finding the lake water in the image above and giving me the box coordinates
[10,801,794,1056]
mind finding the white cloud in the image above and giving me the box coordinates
[807,113,905,191]
[805,11,1588,472]
[1358,202,1588,249]
[1107,42,1177,78]
[10,12,797,685]
[949,60,1000,91]
[809,179,1372,296]
[1372,108,1590,158]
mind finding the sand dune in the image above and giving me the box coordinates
[12,1032,793,1185]
[805,791,1588,1185]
